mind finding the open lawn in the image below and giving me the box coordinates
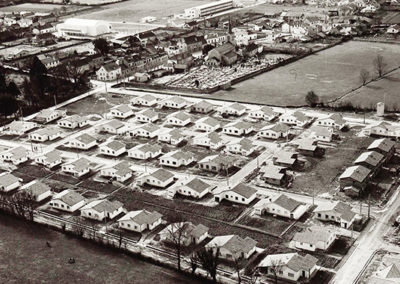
[202,41,400,107]
[65,95,112,116]
[238,214,293,237]
[79,179,120,194]
[0,3,82,13]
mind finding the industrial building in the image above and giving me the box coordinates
[184,0,235,19]
[56,18,110,39]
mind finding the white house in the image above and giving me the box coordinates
[0,146,29,165]
[258,123,290,140]
[49,190,86,212]
[289,226,336,252]
[159,222,209,246]
[29,127,63,142]
[316,113,347,130]
[219,103,247,116]
[279,111,312,127]
[370,121,400,138]
[96,62,122,81]
[143,169,175,188]
[81,199,126,221]
[100,161,132,183]
[190,100,215,114]
[136,108,159,123]
[158,128,185,145]
[249,106,277,121]
[254,194,308,220]
[205,235,257,260]
[110,104,134,119]
[226,138,257,156]
[313,201,357,229]
[257,253,318,282]
[65,133,97,150]
[166,111,191,127]
[159,150,195,168]
[3,121,37,135]
[58,115,89,129]
[118,210,163,232]
[309,125,333,142]
[222,121,254,136]
[35,150,63,169]
[215,183,257,205]
[193,132,225,150]
[160,96,189,109]
[177,178,213,199]
[61,157,91,177]
[100,140,126,157]
[0,173,21,192]
[195,117,221,132]
[100,120,127,135]
[23,181,52,202]
[128,124,160,139]
[131,94,158,107]
[128,143,162,160]
[35,109,65,123]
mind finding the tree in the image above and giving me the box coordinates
[166,218,187,271]
[197,247,220,283]
[6,81,20,97]
[190,254,198,275]
[359,69,370,86]
[29,56,48,98]
[0,191,36,221]
[0,94,18,117]
[305,90,319,107]
[268,259,283,284]
[373,54,387,78]
[93,38,109,55]
[233,255,244,284]
[0,69,7,92]
[202,44,214,55]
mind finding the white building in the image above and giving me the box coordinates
[215,183,257,205]
[249,106,277,121]
[279,111,312,127]
[81,199,126,221]
[143,169,174,188]
[2,121,37,135]
[23,181,52,202]
[158,128,185,145]
[205,235,257,260]
[58,115,89,129]
[195,117,221,132]
[166,111,191,127]
[0,146,29,165]
[222,121,254,136]
[99,140,126,157]
[313,201,357,229]
[258,123,290,140]
[29,127,63,142]
[136,109,159,123]
[35,150,63,169]
[0,173,21,192]
[110,105,134,119]
[64,133,97,150]
[131,94,158,107]
[128,144,162,160]
[50,190,86,212]
[61,157,91,177]
[57,18,110,38]
[118,210,163,232]
[159,222,209,246]
[184,0,234,19]
[193,132,225,150]
[100,161,132,183]
[159,150,195,168]
[254,194,308,220]
[289,226,337,252]
[226,138,257,156]
[177,178,213,199]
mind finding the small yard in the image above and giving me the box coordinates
[238,214,294,238]
[79,179,120,194]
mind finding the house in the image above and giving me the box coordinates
[198,154,239,174]
[49,190,85,213]
[206,43,237,66]
[40,56,60,69]
[110,105,134,119]
[309,125,333,142]
[219,103,246,117]
[100,140,126,157]
[370,122,400,138]
[159,222,209,246]
[118,210,163,232]
[249,106,277,121]
[205,235,257,260]
[3,121,37,135]
[195,117,221,132]
[215,183,257,205]
[316,113,347,130]
[61,157,91,177]
[0,146,29,165]
[158,128,185,145]
[131,94,158,106]
[81,200,126,221]
[254,194,308,220]
[259,165,290,186]
[160,96,188,109]
[128,124,159,139]
[273,151,302,170]
[96,62,122,81]
[166,111,191,127]
[35,109,65,123]
[0,173,21,192]
[354,151,385,174]
[136,109,159,123]
[23,181,52,202]
[279,111,312,127]
[28,127,63,142]
[143,169,174,188]
[222,121,254,136]
[100,161,132,182]
[177,178,213,199]
[258,123,290,140]
[314,201,357,229]
[65,133,97,150]
[257,253,318,282]
[387,24,400,34]
[190,100,214,114]
[128,144,162,160]
[35,150,62,168]
[294,138,325,157]
[159,150,195,168]
[58,115,88,129]
[289,226,337,252]
[33,23,56,34]
[367,138,396,161]
[193,132,225,150]
[339,165,371,194]
[101,120,126,135]
[227,138,257,156]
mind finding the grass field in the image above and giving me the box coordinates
[0,3,82,13]
[204,41,400,107]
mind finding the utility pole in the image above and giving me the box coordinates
[368,193,371,219]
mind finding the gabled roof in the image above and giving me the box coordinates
[259,253,318,272]
[118,210,162,225]
[68,157,91,172]
[105,119,125,129]
[227,102,246,112]
[198,154,237,165]
[230,183,257,199]
[132,143,162,154]
[261,122,290,133]
[314,201,356,222]
[292,111,309,122]
[24,181,51,196]
[320,113,346,125]
[150,169,174,182]
[197,117,220,127]
[113,161,131,177]
[206,235,257,256]
[192,100,214,110]
[163,150,193,161]
[272,194,303,212]
[32,127,62,137]
[292,226,335,245]
[207,132,223,144]
[368,138,396,153]
[43,150,62,163]
[170,111,191,121]
[354,151,384,167]
[185,178,211,193]
[84,199,124,214]
[164,96,187,105]
[54,190,84,206]
[140,123,159,133]
[8,146,29,160]
[339,165,371,183]
[75,133,96,144]
[60,115,87,124]
[255,106,275,116]
[376,264,400,279]
[260,165,285,180]
[0,173,19,187]
[166,128,183,139]
[102,62,120,72]
[225,121,253,130]
[237,138,255,151]
[112,104,132,113]
[310,125,332,137]
[138,108,158,118]
[104,140,126,151]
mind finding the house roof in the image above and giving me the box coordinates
[75,133,96,144]
[60,115,87,124]
[113,161,131,177]
[373,121,399,133]
[0,173,19,188]
[106,119,125,129]
[55,190,84,206]
[198,154,237,165]
[7,121,36,132]
[292,111,309,122]
[69,157,91,172]
[211,43,235,56]
[207,132,223,144]
[102,62,120,72]
[163,150,193,161]
[104,140,126,151]
[322,113,346,125]
[272,194,303,212]
[185,178,211,193]
[228,102,246,112]
[368,138,396,153]
[226,121,252,130]
[237,138,255,151]
[112,104,132,113]
[192,100,213,110]
[230,183,257,199]
[86,199,124,213]
[273,151,297,165]
[9,146,29,160]
[25,181,50,196]
[206,235,257,256]
[138,94,157,102]
[292,226,335,245]
[310,125,332,137]
[197,117,220,128]
[150,169,174,182]
[138,108,158,118]
[295,138,317,151]
[170,111,191,121]
[165,222,209,239]
[133,143,162,154]
[339,165,371,183]
[354,151,384,167]
[33,127,62,137]
[314,201,356,222]
[44,150,62,163]
[262,122,290,133]
[119,210,162,225]
[166,128,183,139]
[165,96,187,105]
[141,123,159,133]
[257,106,275,116]
[260,165,285,180]
[258,253,318,272]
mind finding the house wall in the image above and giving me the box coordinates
[100,147,126,157]
[146,176,173,188]
[36,190,52,202]
[119,220,147,232]
[51,200,85,212]
[1,181,20,192]
[221,191,255,205]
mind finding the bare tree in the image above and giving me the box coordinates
[247,271,259,284]
[359,69,370,86]
[373,54,387,78]
[190,253,198,275]
[268,259,283,284]
[196,247,220,283]
[233,255,244,284]
[166,220,187,271]
[71,217,85,237]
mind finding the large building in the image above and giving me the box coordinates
[56,18,110,39]
[184,0,235,19]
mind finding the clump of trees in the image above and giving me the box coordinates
[373,54,387,78]
[0,191,36,221]
[305,90,319,107]
[196,247,220,283]
[0,70,20,118]
[359,69,370,86]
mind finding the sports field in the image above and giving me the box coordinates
[209,41,400,106]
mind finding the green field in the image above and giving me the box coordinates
[0,3,82,13]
